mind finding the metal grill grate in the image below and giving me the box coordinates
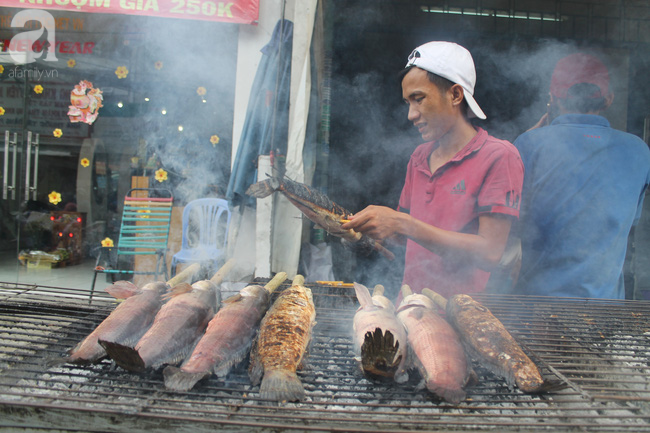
[1,280,650,432]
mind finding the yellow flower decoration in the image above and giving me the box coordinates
[67,59,76,68]
[137,209,151,218]
[80,158,90,167]
[155,168,168,183]
[0,65,4,74]
[210,135,220,146]
[196,86,207,96]
[115,66,129,79]
[48,191,62,205]
[101,237,114,247]
[154,61,163,70]
[34,84,44,94]
[53,128,63,138]
[0,107,5,116]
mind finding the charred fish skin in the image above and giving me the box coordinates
[101,280,220,372]
[246,177,395,261]
[163,285,271,391]
[53,281,168,366]
[397,294,470,404]
[249,276,316,402]
[445,294,544,393]
[352,283,408,382]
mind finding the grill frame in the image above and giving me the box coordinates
[1,280,650,432]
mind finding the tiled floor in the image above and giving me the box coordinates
[0,250,110,293]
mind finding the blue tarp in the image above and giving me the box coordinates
[226,19,293,208]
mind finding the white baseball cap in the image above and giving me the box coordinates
[405,41,486,120]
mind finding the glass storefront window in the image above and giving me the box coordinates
[1,7,238,288]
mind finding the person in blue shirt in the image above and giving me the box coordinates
[513,53,650,299]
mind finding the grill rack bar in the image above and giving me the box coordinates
[2,280,650,432]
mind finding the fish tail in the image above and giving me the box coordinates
[98,339,145,372]
[245,179,277,199]
[104,280,139,300]
[163,366,209,391]
[426,380,466,404]
[353,282,373,308]
[260,369,305,402]
[46,356,71,368]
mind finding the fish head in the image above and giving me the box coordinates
[240,284,266,298]
[191,280,221,310]
[396,293,436,313]
[303,285,315,307]
[141,281,169,295]
[448,294,487,315]
[372,295,395,313]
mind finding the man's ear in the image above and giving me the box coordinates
[603,92,615,110]
[449,84,465,107]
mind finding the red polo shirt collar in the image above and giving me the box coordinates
[413,127,488,175]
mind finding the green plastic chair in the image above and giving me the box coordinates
[90,188,173,299]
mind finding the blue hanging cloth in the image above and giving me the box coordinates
[226,19,293,208]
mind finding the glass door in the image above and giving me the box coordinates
[1,60,108,286]
[1,8,237,290]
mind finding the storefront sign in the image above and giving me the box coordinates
[2,0,259,25]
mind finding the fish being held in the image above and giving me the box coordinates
[352,282,408,383]
[397,286,471,404]
[249,274,316,402]
[99,261,233,372]
[163,271,288,391]
[49,264,200,366]
[426,290,544,393]
[246,176,394,261]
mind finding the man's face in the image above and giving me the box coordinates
[402,67,455,142]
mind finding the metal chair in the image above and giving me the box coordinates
[90,188,173,298]
[171,198,231,277]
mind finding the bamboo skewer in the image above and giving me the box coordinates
[264,272,288,294]
[422,288,448,310]
[209,258,236,285]
[292,274,306,287]
[400,284,413,298]
[167,263,201,287]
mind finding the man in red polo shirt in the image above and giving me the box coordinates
[343,41,524,299]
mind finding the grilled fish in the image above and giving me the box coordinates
[352,282,408,382]
[100,276,223,372]
[51,280,167,365]
[249,274,316,402]
[50,264,200,366]
[427,291,544,393]
[163,272,288,391]
[397,286,470,404]
[246,176,394,260]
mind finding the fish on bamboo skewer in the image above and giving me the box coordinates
[163,271,289,391]
[352,282,408,383]
[424,290,544,393]
[48,264,201,367]
[397,285,471,404]
[99,260,235,372]
[249,274,316,402]
[246,176,394,261]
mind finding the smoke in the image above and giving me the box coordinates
[39,13,241,207]
[472,39,581,141]
[324,4,631,294]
